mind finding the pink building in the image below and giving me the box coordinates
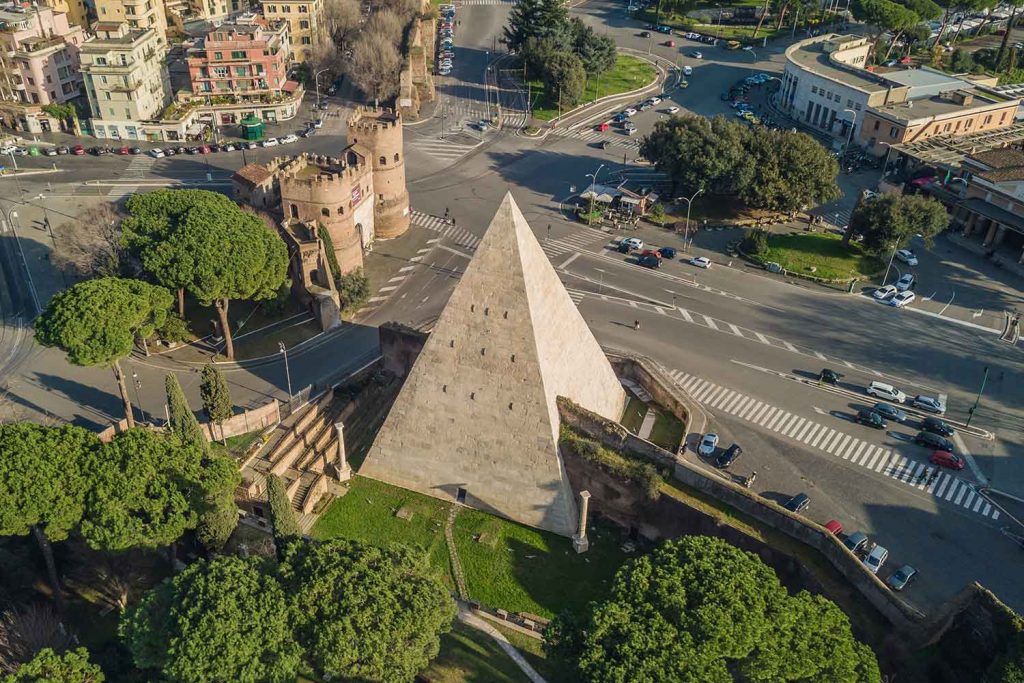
[185,17,290,100]
[0,2,85,105]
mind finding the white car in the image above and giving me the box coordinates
[866,381,906,404]
[0,144,16,155]
[625,124,638,135]
[621,237,644,250]
[150,148,165,158]
[313,118,324,129]
[890,291,915,308]
[863,545,888,574]
[439,68,452,75]
[911,395,945,414]
[872,284,897,301]
[222,143,236,152]
[691,50,703,59]
[280,134,299,144]
[683,65,693,76]
[624,107,638,116]
[895,273,915,292]
[896,249,918,266]
[689,256,712,268]
[649,96,662,104]
[698,432,719,456]
[666,106,680,114]
[262,137,279,147]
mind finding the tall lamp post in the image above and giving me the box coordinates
[842,107,857,159]
[880,238,901,286]
[680,186,704,250]
[278,341,293,404]
[0,207,41,315]
[966,366,989,427]
[585,163,606,226]
[313,67,330,111]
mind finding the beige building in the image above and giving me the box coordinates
[80,22,171,140]
[41,0,88,29]
[258,0,321,63]
[94,0,168,47]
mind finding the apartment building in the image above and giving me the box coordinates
[258,0,320,62]
[186,16,289,98]
[41,0,87,29]
[94,0,168,47]
[0,2,85,105]
[80,22,171,139]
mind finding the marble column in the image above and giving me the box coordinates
[334,423,351,482]
[572,490,592,554]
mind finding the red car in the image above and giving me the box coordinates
[72,144,85,155]
[118,146,130,155]
[198,144,210,154]
[596,122,610,132]
[639,249,663,261]
[824,520,843,536]
[930,450,965,470]
[664,39,676,47]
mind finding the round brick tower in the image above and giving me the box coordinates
[348,106,410,239]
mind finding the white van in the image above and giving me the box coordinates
[866,381,906,404]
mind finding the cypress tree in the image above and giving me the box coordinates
[199,365,232,442]
[165,373,208,453]
[267,474,301,555]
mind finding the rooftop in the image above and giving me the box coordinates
[871,90,1007,123]
[882,67,964,90]
[233,162,272,186]
[966,148,1024,181]
[892,122,1024,170]
[787,35,889,94]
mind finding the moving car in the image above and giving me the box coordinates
[863,544,888,574]
[896,249,918,266]
[890,291,915,308]
[621,237,644,251]
[930,450,965,470]
[689,256,711,268]
[911,395,945,414]
[819,368,842,385]
[887,565,917,591]
[915,431,954,452]
[698,432,719,456]
[637,253,661,268]
[844,531,869,554]
[855,409,887,429]
[873,284,897,300]
[921,416,955,437]
[639,30,651,37]
[663,39,676,47]
[714,443,742,469]
[657,246,677,259]
[895,273,915,292]
[866,381,906,403]
[782,493,810,513]
[691,50,703,58]
[683,65,692,76]
[596,122,610,132]
[873,403,907,423]
[666,106,680,114]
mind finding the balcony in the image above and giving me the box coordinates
[110,79,142,92]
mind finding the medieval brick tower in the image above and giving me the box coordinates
[348,106,410,239]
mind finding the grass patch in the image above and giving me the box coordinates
[209,429,265,462]
[560,426,662,501]
[420,621,531,683]
[649,410,685,452]
[760,232,885,281]
[528,54,656,121]
[453,509,629,619]
[620,395,648,433]
[311,477,454,588]
[491,624,565,682]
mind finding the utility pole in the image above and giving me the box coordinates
[966,366,989,427]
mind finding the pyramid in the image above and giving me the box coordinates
[360,193,626,535]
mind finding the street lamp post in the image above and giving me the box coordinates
[681,187,704,250]
[278,341,293,404]
[594,267,606,294]
[313,67,330,111]
[31,194,56,252]
[880,239,900,286]
[842,107,857,159]
[131,369,144,424]
[0,207,40,315]
[966,366,989,427]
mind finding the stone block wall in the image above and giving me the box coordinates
[379,321,427,378]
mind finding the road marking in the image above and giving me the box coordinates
[388,276,406,283]
[755,332,770,344]
[864,446,880,469]
[703,315,718,330]
[679,308,693,323]
[757,406,778,426]
[728,323,742,336]
[803,424,821,444]
[783,341,799,353]
[767,410,789,430]
[559,253,581,269]
[399,266,416,272]
[740,400,763,420]
[812,428,832,448]
[814,351,827,360]
[796,421,814,440]
[787,416,807,437]
[378,286,398,292]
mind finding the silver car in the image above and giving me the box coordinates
[697,432,719,456]
[911,395,945,415]
[886,565,917,591]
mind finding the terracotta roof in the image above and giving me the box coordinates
[233,163,272,187]
[968,148,1024,181]
[282,80,300,93]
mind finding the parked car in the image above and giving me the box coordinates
[921,416,955,437]
[825,520,843,535]
[895,273,915,292]
[915,431,954,452]
[313,118,323,129]
[639,30,651,37]
[596,122,610,132]
[890,291,915,308]
[666,106,680,114]
[222,143,236,152]
[150,148,165,158]
[873,403,907,423]
[624,107,638,116]
[911,394,945,414]
[657,246,677,259]
[280,134,299,144]
[683,65,693,76]
[855,409,887,430]
[873,284,898,301]
[57,145,71,155]
[690,50,703,58]
[843,531,869,554]
[91,146,110,155]
[118,145,131,155]
[197,144,210,154]
[819,368,842,385]
[896,249,918,266]
[698,432,719,456]
[72,144,85,155]
[887,565,917,591]
[863,544,888,574]
[648,96,662,104]
[44,147,58,156]
[714,443,742,469]
[262,137,279,147]
[689,256,711,268]
[930,450,965,470]
[637,253,661,268]
[620,237,643,251]
[866,381,906,403]
[783,492,810,513]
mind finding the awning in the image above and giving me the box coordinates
[620,196,641,205]
[283,80,300,93]
[580,190,616,203]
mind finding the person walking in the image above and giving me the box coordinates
[633,320,640,331]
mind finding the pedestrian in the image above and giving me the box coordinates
[633,320,640,331]
[444,206,450,218]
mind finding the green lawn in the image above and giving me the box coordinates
[420,621,532,683]
[761,232,885,281]
[491,624,565,682]
[311,477,454,587]
[210,429,265,462]
[529,55,656,121]
[453,510,629,619]
[649,410,685,452]
[620,395,648,434]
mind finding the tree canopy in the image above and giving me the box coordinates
[503,0,570,54]
[545,536,881,683]
[2,648,104,683]
[848,193,949,254]
[570,18,616,75]
[279,539,457,682]
[120,555,302,683]
[267,474,302,553]
[199,365,232,426]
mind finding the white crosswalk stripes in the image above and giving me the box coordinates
[458,0,514,5]
[405,135,481,162]
[540,226,608,258]
[122,154,155,179]
[550,127,642,150]
[660,366,998,521]
[410,210,481,249]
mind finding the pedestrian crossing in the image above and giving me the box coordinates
[410,210,481,249]
[457,0,515,5]
[501,110,528,130]
[405,134,482,163]
[539,226,607,258]
[659,365,999,521]
[552,127,642,150]
[122,154,155,179]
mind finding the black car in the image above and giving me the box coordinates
[174,145,187,154]
[91,146,109,156]
[873,402,907,423]
[914,431,954,453]
[637,254,661,269]
[921,416,955,437]
[783,493,810,513]
[209,143,221,152]
[855,409,887,430]
[130,147,142,154]
[186,146,199,154]
[658,246,677,259]
[820,368,842,385]
[714,444,742,469]
[639,30,651,37]
[617,241,632,254]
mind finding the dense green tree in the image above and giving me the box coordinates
[194,453,240,553]
[570,18,616,76]
[279,539,456,682]
[986,629,1024,683]
[546,536,880,683]
[164,373,207,454]
[521,36,561,81]
[853,0,922,60]
[542,52,587,109]
[120,555,301,683]
[640,115,751,196]
[740,128,840,212]
[502,0,569,54]
[338,268,370,311]
[2,647,104,683]
[81,429,205,551]
[266,474,302,554]
[0,424,101,609]
[996,0,1024,68]
[847,193,949,254]
[35,278,172,429]
[199,365,232,436]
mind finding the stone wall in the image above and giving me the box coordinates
[204,399,281,442]
[379,321,427,378]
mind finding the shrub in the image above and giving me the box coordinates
[742,228,770,255]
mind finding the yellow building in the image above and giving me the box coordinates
[258,0,321,63]
[94,0,168,48]
[41,0,88,29]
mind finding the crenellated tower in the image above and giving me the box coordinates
[348,106,411,239]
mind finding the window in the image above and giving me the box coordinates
[337,207,344,215]
[299,19,309,28]
[1000,112,1008,124]
[379,155,386,165]
[811,85,817,94]
[301,36,311,44]
[231,50,245,59]
[394,153,399,162]
[290,204,298,218]
[873,120,879,130]
[299,3,308,10]
[26,76,34,85]
[105,91,111,100]
[321,207,329,216]
[966,118,973,128]
[847,99,853,107]
[889,126,898,138]
[854,102,861,110]
[984,114,992,125]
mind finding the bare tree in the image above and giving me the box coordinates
[50,202,126,281]
[365,8,404,44]
[350,30,402,102]
[322,0,362,49]
[67,542,157,613]
[0,604,74,674]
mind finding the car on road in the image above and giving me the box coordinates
[313,118,323,129]
[714,443,742,469]
[689,256,711,268]
[819,368,842,385]
[222,143,236,152]
[921,416,955,437]
[150,148,165,158]
[0,144,15,155]
[596,122,610,132]
[639,102,653,111]
[895,273,915,292]
[197,144,210,154]
[657,246,677,259]
[91,146,109,155]
[915,431,954,452]
[863,544,888,574]
[930,450,965,470]
[683,65,692,75]
[656,24,672,33]
[855,409,887,429]
[825,520,843,535]
[690,50,703,58]
[639,30,651,37]
[666,106,680,114]
[873,284,897,301]
[648,96,662,104]
[698,432,719,456]
[624,124,638,135]
[262,137,279,147]
[621,237,643,251]
[911,394,945,414]
[72,144,85,155]
[281,134,299,144]
[896,249,918,266]
[613,113,629,123]
[624,107,638,116]
[844,531,869,554]
[44,147,58,156]
[890,291,915,308]
[438,67,452,75]
[186,146,199,154]
[637,253,661,268]
[663,39,676,47]
[782,492,810,513]
[887,565,917,591]
[873,403,907,423]
[118,145,131,155]
[866,381,906,403]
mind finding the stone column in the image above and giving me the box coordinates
[983,221,998,246]
[572,490,591,554]
[334,423,352,482]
